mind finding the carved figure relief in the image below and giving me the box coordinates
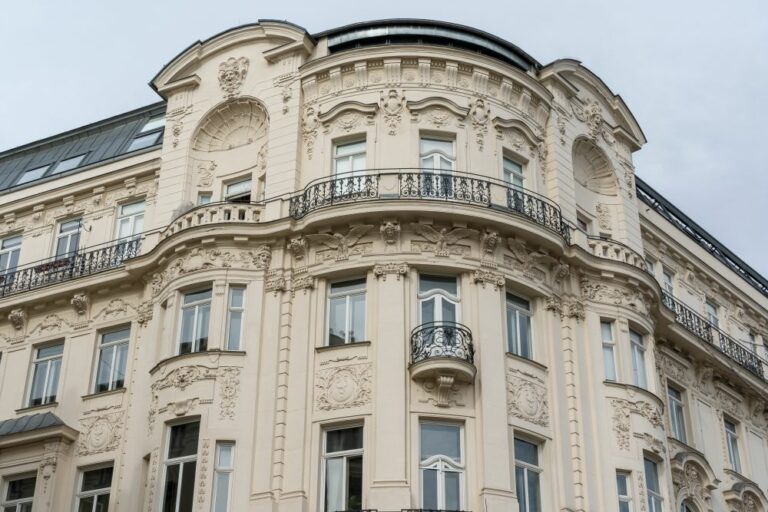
[380,89,404,135]
[410,224,478,257]
[218,57,249,98]
[265,272,287,295]
[302,105,319,159]
[472,270,504,290]
[480,230,500,267]
[580,277,649,315]
[29,314,72,336]
[572,98,604,141]
[507,369,549,426]
[196,161,216,187]
[506,238,548,280]
[595,203,612,231]
[315,363,372,411]
[469,97,490,150]
[611,398,664,450]
[305,225,374,261]
[77,411,124,455]
[8,308,25,330]
[380,221,401,248]
[71,293,89,316]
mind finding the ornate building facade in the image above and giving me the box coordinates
[0,18,765,512]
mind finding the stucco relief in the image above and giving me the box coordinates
[306,225,374,261]
[291,274,315,297]
[595,203,612,231]
[507,368,549,426]
[373,262,408,281]
[302,105,319,159]
[71,292,89,317]
[197,439,210,509]
[418,375,466,408]
[611,398,664,450]
[8,308,26,330]
[265,271,287,295]
[195,160,216,187]
[472,269,504,290]
[218,367,241,420]
[469,97,490,150]
[29,313,72,336]
[480,230,500,268]
[379,220,401,248]
[77,411,124,455]
[315,363,372,411]
[656,350,692,386]
[672,462,713,509]
[146,448,159,511]
[506,238,547,281]
[136,300,153,326]
[380,89,404,135]
[580,277,650,316]
[192,97,267,152]
[92,297,137,322]
[410,224,478,257]
[571,97,604,141]
[218,57,249,98]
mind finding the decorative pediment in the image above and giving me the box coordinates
[317,101,379,133]
[492,117,543,144]
[724,479,768,512]
[407,96,470,127]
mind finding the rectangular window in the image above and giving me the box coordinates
[706,300,719,328]
[55,219,81,258]
[644,256,655,274]
[225,287,245,351]
[116,201,145,240]
[576,215,590,234]
[179,289,212,354]
[212,443,235,512]
[162,421,199,512]
[126,131,162,153]
[420,423,463,511]
[616,471,632,512]
[0,235,21,276]
[419,274,459,325]
[327,279,366,346]
[95,327,130,393]
[662,270,674,296]
[197,193,212,205]
[725,419,742,473]
[224,179,252,203]
[601,321,617,382]
[667,386,687,443]
[420,137,455,170]
[1,475,35,511]
[16,165,49,185]
[140,115,165,133]
[644,458,663,512]
[630,329,647,389]
[507,294,532,359]
[333,140,367,175]
[323,426,363,512]
[515,438,541,512]
[28,342,63,407]
[51,154,86,175]
[503,157,524,188]
[76,466,113,512]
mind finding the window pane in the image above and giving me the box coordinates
[81,467,113,491]
[328,296,347,346]
[515,466,527,512]
[616,473,627,495]
[335,157,351,174]
[213,472,230,512]
[421,298,435,324]
[420,138,453,156]
[326,427,363,453]
[421,423,461,462]
[527,470,541,512]
[507,294,530,311]
[331,279,366,295]
[507,308,519,353]
[619,502,630,512]
[180,307,195,354]
[51,154,86,174]
[603,345,617,381]
[515,438,538,465]
[229,287,244,308]
[643,458,659,492]
[169,422,200,459]
[17,166,49,184]
[184,289,212,304]
[217,444,234,469]
[120,201,146,216]
[162,464,180,512]
[445,471,461,510]
[601,322,613,341]
[441,299,456,323]
[113,343,128,389]
[126,132,161,152]
[419,275,457,295]
[96,345,115,392]
[349,294,365,342]
[7,477,36,499]
[78,496,95,512]
[325,457,344,512]
[347,455,363,510]
[46,359,61,403]
[335,141,366,157]
[102,327,130,344]
[422,468,438,509]
[227,311,242,350]
[29,363,47,405]
[226,179,252,197]
[196,303,210,351]
[38,344,64,358]
[95,494,109,512]
[141,116,165,132]
[519,315,531,358]
[178,461,196,512]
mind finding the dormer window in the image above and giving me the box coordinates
[125,115,165,153]
[50,154,86,174]
[16,165,50,185]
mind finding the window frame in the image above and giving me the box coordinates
[643,457,663,512]
[321,424,365,512]
[27,341,64,407]
[16,165,50,186]
[616,471,633,512]
[1,474,36,511]
[225,286,246,351]
[93,326,130,394]
[333,139,367,176]
[514,436,542,512]
[326,278,367,346]
[50,153,88,175]
[115,200,145,240]
[211,442,235,512]
[223,177,252,203]
[162,420,200,512]
[662,269,674,296]
[54,218,82,258]
[502,156,525,189]
[419,421,465,511]
[601,320,618,382]
[0,234,22,276]
[419,136,456,171]
[629,329,648,389]
[667,384,687,443]
[418,274,460,325]
[506,293,533,359]
[724,417,742,473]
[75,464,113,512]
[177,288,213,355]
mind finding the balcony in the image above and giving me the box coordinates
[586,236,646,270]
[161,201,262,239]
[409,321,476,387]
[288,170,571,243]
[661,291,766,380]
[0,238,140,299]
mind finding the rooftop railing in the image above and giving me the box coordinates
[661,291,766,379]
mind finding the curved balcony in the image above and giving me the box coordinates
[162,201,262,239]
[0,238,140,299]
[586,236,646,269]
[662,292,766,380]
[288,169,571,243]
[409,321,476,384]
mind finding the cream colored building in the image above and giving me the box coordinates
[0,18,766,512]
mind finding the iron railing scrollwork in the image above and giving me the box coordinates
[289,173,379,219]
[398,172,491,205]
[661,292,765,379]
[410,321,475,366]
[0,238,141,298]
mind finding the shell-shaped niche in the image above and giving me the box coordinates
[192,98,268,152]
[572,138,617,196]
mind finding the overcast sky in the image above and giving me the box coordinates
[1,0,766,276]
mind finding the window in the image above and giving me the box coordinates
[162,421,199,512]
[0,235,21,276]
[211,443,235,512]
[16,165,49,185]
[724,418,741,473]
[225,287,245,351]
[503,157,524,188]
[323,426,363,512]
[95,327,130,393]
[179,289,211,354]
[644,256,656,274]
[667,386,687,443]
[420,423,463,510]
[197,193,212,205]
[126,132,162,152]
[224,179,251,203]
[55,219,81,257]
[419,275,459,326]
[140,115,165,133]
[420,137,455,170]
[28,343,63,406]
[116,201,145,240]
[1,475,35,511]
[616,471,632,512]
[76,466,113,512]
[644,458,663,512]
[515,438,541,512]
[576,215,591,234]
[333,140,366,175]
[601,321,617,382]
[327,279,366,346]
[662,270,674,296]
[51,154,86,174]
[507,294,532,359]
[705,300,719,328]
[630,329,647,389]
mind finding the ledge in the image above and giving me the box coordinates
[150,349,246,375]
[315,340,371,353]
[603,380,664,408]
[505,352,548,372]
[15,402,59,415]
[81,387,127,401]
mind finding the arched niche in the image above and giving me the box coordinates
[192,97,268,153]
[671,452,719,512]
[571,137,620,234]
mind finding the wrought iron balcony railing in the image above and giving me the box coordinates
[0,237,141,299]
[410,321,475,366]
[661,291,766,379]
[288,169,571,243]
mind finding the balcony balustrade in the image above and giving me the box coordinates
[0,238,141,299]
[586,236,646,269]
[162,201,262,239]
[662,291,766,379]
[409,321,476,385]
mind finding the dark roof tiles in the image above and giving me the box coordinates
[0,412,66,437]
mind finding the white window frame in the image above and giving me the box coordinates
[27,342,64,407]
[662,270,674,296]
[644,256,656,275]
[224,178,252,202]
[503,156,525,189]
[177,289,212,354]
[601,321,617,382]
[644,458,663,512]
[51,154,87,174]
[115,200,145,240]
[724,418,742,473]
[705,300,719,328]
[630,329,648,389]
[667,385,687,443]
[75,465,113,512]
[211,442,235,512]
[333,139,367,176]
[162,421,199,512]
[321,425,364,512]
[507,294,533,359]
[326,279,367,346]
[54,218,81,258]
[1,474,36,511]
[419,422,465,511]
[0,234,22,275]
[616,471,633,512]
[420,136,455,171]
[225,286,245,351]
[93,326,130,393]
[197,193,212,205]
[514,437,542,512]
[418,275,460,325]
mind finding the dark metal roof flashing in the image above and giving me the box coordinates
[0,412,65,437]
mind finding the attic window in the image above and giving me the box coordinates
[140,115,165,133]
[126,131,162,153]
[51,154,86,174]
[16,165,50,185]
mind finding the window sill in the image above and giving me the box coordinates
[603,380,664,407]
[81,387,127,401]
[149,349,246,375]
[505,352,548,372]
[315,340,371,353]
[15,402,58,415]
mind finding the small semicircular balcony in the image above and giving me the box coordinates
[409,321,476,386]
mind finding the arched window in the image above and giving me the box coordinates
[418,274,459,325]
